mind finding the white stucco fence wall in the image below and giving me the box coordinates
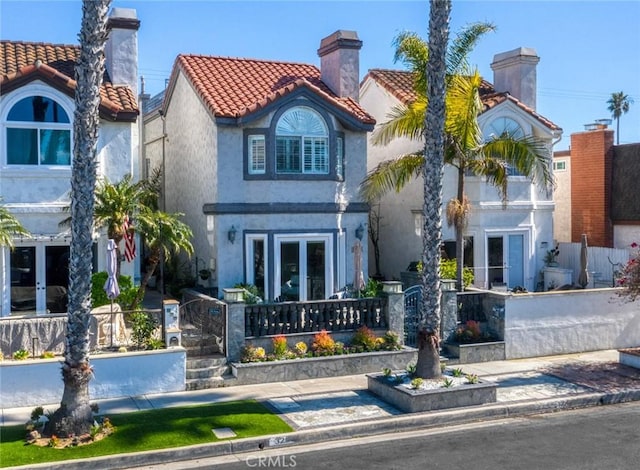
[504,288,640,359]
[0,348,186,408]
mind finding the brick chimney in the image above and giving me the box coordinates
[105,8,140,96]
[317,30,362,102]
[490,47,539,110]
[570,128,615,247]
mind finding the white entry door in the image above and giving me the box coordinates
[274,234,333,301]
[9,243,69,314]
[487,233,525,289]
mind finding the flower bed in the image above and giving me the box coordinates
[231,347,417,385]
[444,341,506,363]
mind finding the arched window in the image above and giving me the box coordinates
[484,117,524,141]
[275,107,328,174]
[5,95,71,166]
[484,117,526,176]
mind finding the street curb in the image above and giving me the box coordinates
[8,390,640,470]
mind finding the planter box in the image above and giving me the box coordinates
[619,348,640,369]
[444,341,505,363]
[367,372,497,413]
[231,347,417,385]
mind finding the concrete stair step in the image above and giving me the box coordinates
[185,374,237,391]
[184,345,221,357]
[186,364,230,379]
[186,355,227,369]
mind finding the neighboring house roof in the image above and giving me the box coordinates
[363,68,561,132]
[0,41,138,121]
[167,54,375,128]
[611,143,640,222]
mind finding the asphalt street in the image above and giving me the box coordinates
[130,401,640,470]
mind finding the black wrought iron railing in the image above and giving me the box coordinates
[244,297,387,338]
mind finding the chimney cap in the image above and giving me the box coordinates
[491,47,539,68]
[107,7,140,30]
[318,30,362,57]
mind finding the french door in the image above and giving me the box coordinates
[487,233,525,289]
[9,244,69,314]
[274,234,332,301]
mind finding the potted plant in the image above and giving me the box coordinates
[544,245,560,267]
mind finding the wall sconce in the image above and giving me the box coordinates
[228,225,237,244]
[355,223,365,241]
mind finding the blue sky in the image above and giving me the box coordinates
[1,0,639,150]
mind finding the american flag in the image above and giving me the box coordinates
[122,215,136,262]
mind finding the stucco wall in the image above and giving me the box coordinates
[504,288,640,358]
[163,72,218,276]
[0,349,186,408]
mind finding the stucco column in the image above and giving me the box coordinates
[440,279,458,343]
[382,281,405,346]
[225,301,246,362]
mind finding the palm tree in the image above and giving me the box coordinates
[414,0,451,379]
[44,0,111,438]
[94,174,155,275]
[0,198,30,248]
[607,91,634,145]
[129,208,194,309]
[361,40,553,293]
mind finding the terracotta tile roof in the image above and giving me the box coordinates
[364,68,561,132]
[0,41,138,121]
[172,54,375,127]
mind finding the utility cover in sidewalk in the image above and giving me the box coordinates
[212,427,236,439]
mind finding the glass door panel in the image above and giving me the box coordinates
[45,246,69,313]
[10,246,37,312]
[508,234,524,288]
[280,242,300,301]
[488,237,504,288]
[307,241,325,301]
[251,239,266,299]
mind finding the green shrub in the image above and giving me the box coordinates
[233,283,263,304]
[91,272,138,309]
[416,259,474,287]
[360,278,383,297]
[12,349,29,360]
[351,326,378,351]
[130,311,159,349]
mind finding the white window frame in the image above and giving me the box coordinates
[2,87,73,169]
[248,135,266,174]
[273,233,333,301]
[275,107,329,175]
[245,234,268,297]
[553,160,566,171]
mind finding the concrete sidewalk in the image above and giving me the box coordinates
[3,349,640,470]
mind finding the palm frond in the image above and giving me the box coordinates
[0,200,30,248]
[359,154,425,202]
[393,31,429,94]
[447,22,496,75]
[372,99,427,146]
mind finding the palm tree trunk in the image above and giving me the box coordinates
[415,0,451,379]
[455,166,465,291]
[131,250,161,309]
[45,0,111,438]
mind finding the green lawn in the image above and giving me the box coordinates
[0,400,292,468]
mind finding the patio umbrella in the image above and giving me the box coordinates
[353,240,365,296]
[104,239,120,346]
[578,234,589,288]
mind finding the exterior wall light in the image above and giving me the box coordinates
[228,225,237,244]
[355,223,365,241]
